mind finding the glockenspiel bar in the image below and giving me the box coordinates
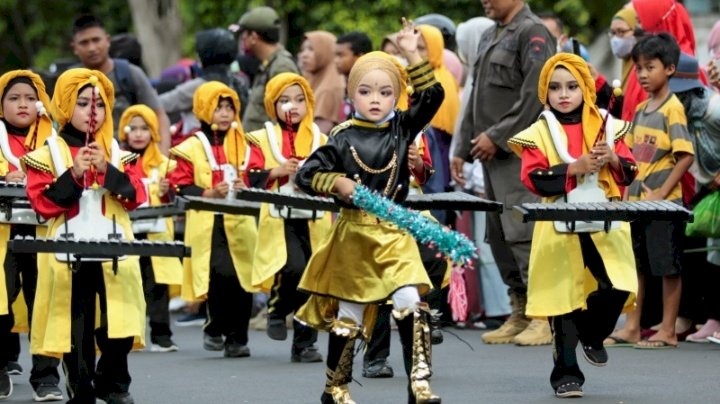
[0,181,27,199]
[513,200,693,223]
[128,201,186,220]
[7,236,191,258]
[180,196,262,216]
[235,188,503,213]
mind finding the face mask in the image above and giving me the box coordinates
[610,36,636,59]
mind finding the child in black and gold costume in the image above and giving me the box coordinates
[295,19,445,404]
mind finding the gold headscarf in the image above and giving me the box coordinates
[118,104,164,175]
[0,70,53,150]
[348,51,409,112]
[417,25,460,135]
[264,73,316,156]
[538,53,620,198]
[50,68,115,157]
[613,6,638,89]
[192,81,247,169]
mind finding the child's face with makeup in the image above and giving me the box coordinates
[352,70,396,121]
[275,84,308,125]
[70,86,106,133]
[126,115,152,150]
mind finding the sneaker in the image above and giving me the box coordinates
[266,318,288,341]
[33,384,63,402]
[555,382,583,398]
[150,336,179,353]
[96,391,135,404]
[291,345,323,363]
[0,371,12,399]
[174,312,206,327]
[224,343,250,358]
[362,359,394,378]
[203,333,224,351]
[582,345,608,367]
[6,362,22,376]
[168,297,187,313]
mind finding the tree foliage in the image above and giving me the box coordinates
[0,0,628,74]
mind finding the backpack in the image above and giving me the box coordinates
[113,58,138,105]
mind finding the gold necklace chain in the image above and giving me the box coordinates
[350,146,397,174]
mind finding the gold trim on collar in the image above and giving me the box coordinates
[351,118,390,129]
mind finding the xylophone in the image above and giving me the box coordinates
[8,235,191,258]
[513,200,694,225]
[128,200,187,221]
[8,235,191,273]
[180,195,262,216]
[235,188,503,213]
[0,181,45,225]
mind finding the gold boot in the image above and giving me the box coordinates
[481,294,530,344]
[513,318,552,346]
[322,318,361,404]
[410,304,441,404]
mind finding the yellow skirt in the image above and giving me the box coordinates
[297,208,431,327]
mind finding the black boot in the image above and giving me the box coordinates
[319,318,360,404]
[395,304,441,404]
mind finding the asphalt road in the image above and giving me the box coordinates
[5,318,719,403]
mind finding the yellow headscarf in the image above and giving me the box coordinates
[348,51,409,112]
[50,68,115,158]
[417,25,460,134]
[0,70,53,150]
[118,104,164,175]
[264,73,317,156]
[613,6,638,89]
[538,53,620,198]
[192,81,247,169]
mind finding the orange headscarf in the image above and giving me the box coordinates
[50,68,115,157]
[417,25,460,134]
[538,53,620,198]
[192,81,247,169]
[301,31,346,122]
[0,70,53,150]
[118,104,164,175]
[264,73,317,155]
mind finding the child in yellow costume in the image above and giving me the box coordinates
[0,70,62,401]
[294,19,445,404]
[21,68,147,404]
[119,104,183,353]
[246,73,331,363]
[168,81,263,358]
[507,54,639,398]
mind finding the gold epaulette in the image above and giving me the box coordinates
[120,151,139,165]
[244,129,263,146]
[20,154,53,174]
[613,120,633,143]
[169,146,192,163]
[329,120,352,137]
[507,137,538,149]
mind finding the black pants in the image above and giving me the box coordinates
[203,215,252,345]
[64,262,134,403]
[1,224,61,388]
[138,253,172,340]
[549,233,630,390]
[364,242,446,364]
[268,220,317,352]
